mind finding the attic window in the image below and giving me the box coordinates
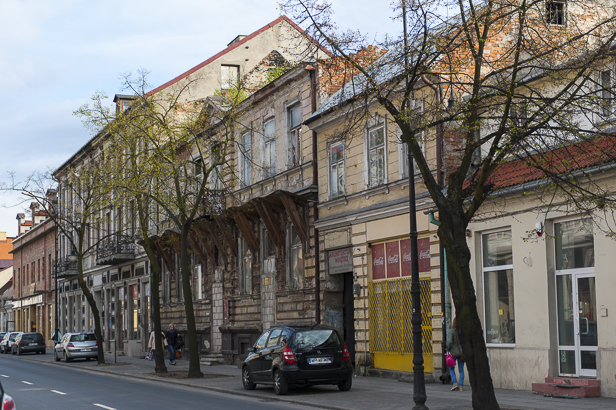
[221,65,240,90]
[546,1,565,26]
[121,101,131,111]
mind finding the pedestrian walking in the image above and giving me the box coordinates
[147,330,167,360]
[165,324,178,365]
[447,317,465,391]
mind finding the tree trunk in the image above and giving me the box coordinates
[438,205,500,410]
[180,229,202,378]
[142,242,167,373]
[78,255,105,364]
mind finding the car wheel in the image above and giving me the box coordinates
[54,350,60,362]
[86,357,91,361]
[242,366,256,390]
[338,377,353,391]
[273,369,288,395]
[63,350,71,363]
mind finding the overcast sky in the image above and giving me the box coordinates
[0,0,403,237]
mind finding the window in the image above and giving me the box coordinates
[254,330,271,349]
[288,225,303,290]
[600,69,613,119]
[263,119,276,178]
[239,131,252,187]
[121,101,131,111]
[266,328,283,347]
[546,1,565,26]
[482,230,515,345]
[240,237,252,294]
[221,65,239,90]
[400,133,425,179]
[555,219,594,270]
[367,118,386,187]
[193,265,203,300]
[330,142,345,197]
[211,143,223,190]
[287,105,301,168]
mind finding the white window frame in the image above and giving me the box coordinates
[329,141,345,198]
[263,119,276,178]
[221,65,240,90]
[481,228,516,348]
[239,131,252,187]
[287,103,302,169]
[599,68,614,120]
[193,265,203,300]
[364,115,387,188]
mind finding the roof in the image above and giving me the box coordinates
[147,15,330,97]
[475,135,616,191]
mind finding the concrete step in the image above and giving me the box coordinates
[532,377,600,398]
[200,354,225,366]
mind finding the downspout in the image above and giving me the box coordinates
[422,74,448,376]
[307,64,320,324]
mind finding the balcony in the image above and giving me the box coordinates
[55,257,79,278]
[96,234,136,266]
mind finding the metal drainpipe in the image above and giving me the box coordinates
[427,212,450,369]
[307,64,320,324]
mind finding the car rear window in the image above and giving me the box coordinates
[293,330,341,350]
[70,334,97,342]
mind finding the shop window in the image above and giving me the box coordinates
[329,142,345,198]
[482,230,515,345]
[263,119,276,178]
[240,236,252,294]
[288,225,303,290]
[555,218,594,270]
[287,104,301,168]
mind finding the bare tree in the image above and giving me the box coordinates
[282,0,616,408]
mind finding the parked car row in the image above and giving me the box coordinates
[0,331,98,361]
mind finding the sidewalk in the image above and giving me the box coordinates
[19,348,616,410]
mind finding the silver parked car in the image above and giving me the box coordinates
[1,333,23,354]
[54,332,98,362]
[0,379,16,410]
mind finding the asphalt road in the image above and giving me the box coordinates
[0,353,313,410]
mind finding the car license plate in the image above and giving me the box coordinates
[81,349,90,352]
[308,357,332,364]
[30,343,37,346]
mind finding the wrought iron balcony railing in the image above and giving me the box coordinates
[95,233,136,265]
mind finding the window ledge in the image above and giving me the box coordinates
[486,343,516,348]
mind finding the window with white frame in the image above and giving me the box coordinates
[221,65,240,90]
[240,237,252,294]
[193,265,203,300]
[367,118,386,187]
[288,225,303,290]
[263,119,276,178]
[600,69,613,119]
[546,1,565,26]
[287,104,301,168]
[482,230,515,345]
[329,142,345,197]
[239,131,252,187]
[400,132,425,179]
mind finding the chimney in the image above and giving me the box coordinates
[0,232,6,242]
[227,35,247,47]
[16,213,25,236]
[30,202,40,227]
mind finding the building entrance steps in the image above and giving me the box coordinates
[532,377,601,398]
[199,353,225,366]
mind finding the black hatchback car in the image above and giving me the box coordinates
[12,332,46,355]
[242,325,353,395]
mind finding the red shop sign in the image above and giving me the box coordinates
[386,241,400,278]
[419,238,431,272]
[401,239,412,276]
[372,244,385,279]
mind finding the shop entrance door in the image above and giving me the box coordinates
[556,272,597,377]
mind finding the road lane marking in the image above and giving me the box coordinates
[93,404,116,410]
[0,375,8,378]
[51,390,67,395]
[21,381,33,385]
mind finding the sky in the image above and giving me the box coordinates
[0,0,402,238]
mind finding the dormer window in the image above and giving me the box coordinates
[546,1,565,26]
[121,101,131,111]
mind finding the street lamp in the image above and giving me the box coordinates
[68,249,78,263]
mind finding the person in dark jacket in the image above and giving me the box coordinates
[447,317,465,391]
[165,324,178,365]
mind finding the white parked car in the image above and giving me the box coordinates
[1,332,23,354]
